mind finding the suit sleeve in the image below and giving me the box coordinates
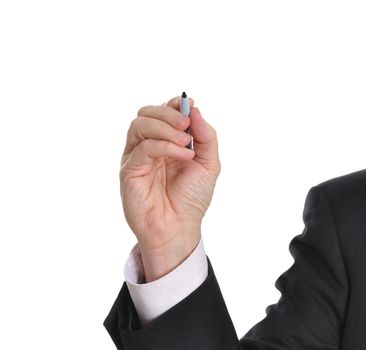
[103,185,349,350]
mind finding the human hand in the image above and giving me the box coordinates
[120,95,221,282]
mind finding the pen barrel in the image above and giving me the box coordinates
[180,97,192,149]
[180,97,190,116]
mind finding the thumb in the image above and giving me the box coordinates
[189,107,221,176]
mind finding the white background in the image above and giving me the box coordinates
[0,1,365,348]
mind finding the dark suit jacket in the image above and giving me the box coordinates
[103,169,366,349]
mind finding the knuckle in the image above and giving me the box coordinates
[210,126,218,138]
[137,105,147,116]
[137,104,154,116]
[204,119,218,140]
[168,97,179,107]
[129,117,138,131]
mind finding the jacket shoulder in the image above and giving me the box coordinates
[316,169,366,194]
[314,168,366,233]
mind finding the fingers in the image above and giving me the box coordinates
[137,105,190,131]
[124,139,195,168]
[123,116,192,156]
[164,95,194,110]
[188,107,221,176]
[121,97,219,176]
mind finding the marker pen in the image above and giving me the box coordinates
[180,91,193,149]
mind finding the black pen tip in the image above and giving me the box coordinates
[181,91,187,98]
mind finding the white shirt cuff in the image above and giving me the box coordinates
[124,237,208,327]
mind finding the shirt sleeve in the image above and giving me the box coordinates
[124,237,208,327]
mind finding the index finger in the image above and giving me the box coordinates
[163,95,195,110]
[137,105,190,130]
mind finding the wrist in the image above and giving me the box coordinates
[140,232,201,283]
